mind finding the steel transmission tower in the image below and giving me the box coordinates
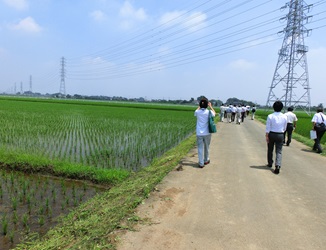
[266,0,313,113]
[29,75,32,92]
[59,57,66,96]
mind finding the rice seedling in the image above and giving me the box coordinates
[2,214,8,235]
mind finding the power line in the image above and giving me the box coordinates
[32,0,326,89]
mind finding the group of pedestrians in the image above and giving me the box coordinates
[266,102,326,174]
[219,104,256,124]
[195,97,326,175]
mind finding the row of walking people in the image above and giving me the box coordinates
[194,98,326,175]
[219,104,257,124]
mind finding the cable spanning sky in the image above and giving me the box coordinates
[0,0,325,105]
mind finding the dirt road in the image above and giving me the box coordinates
[116,118,326,250]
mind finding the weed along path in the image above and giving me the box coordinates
[116,118,326,250]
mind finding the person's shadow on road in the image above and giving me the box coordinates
[250,165,274,173]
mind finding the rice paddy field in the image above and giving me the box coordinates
[0,96,196,249]
[0,97,195,172]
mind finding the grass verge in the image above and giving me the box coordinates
[13,134,197,249]
[0,148,130,186]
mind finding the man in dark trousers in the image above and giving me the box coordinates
[283,106,298,146]
[265,101,287,174]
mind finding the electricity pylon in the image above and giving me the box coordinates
[59,57,66,96]
[266,0,313,114]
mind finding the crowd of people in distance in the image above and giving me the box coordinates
[219,103,256,124]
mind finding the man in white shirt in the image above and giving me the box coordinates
[311,107,326,153]
[283,106,298,146]
[265,101,287,174]
[219,103,226,122]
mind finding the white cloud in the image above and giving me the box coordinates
[159,11,185,25]
[90,10,107,22]
[229,59,256,70]
[182,12,207,32]
[119,1,147,29]
[3,0,28,10]
[8,16,42,33]
[159,11,207,32]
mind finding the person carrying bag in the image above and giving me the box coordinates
[194,97,216,168]
[311,107,326,153]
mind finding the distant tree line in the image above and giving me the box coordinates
[3,92,323,110]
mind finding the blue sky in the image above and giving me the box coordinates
[0,0,325,106]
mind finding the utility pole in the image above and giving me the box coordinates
[266,0,313,114]
[59,57,66,96]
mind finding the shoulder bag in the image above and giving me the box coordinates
[315,114,326,132]
[208,110,217,133]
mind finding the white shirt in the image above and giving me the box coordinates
[266,112,287,133]
[311,112,326,124]
[285,111,298,124]
[194,108,215,136]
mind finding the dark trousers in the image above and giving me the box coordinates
[231,112,235,122]
[313,128,325,152]
[241,112,245,122]
[268,132,284,167]
[284,123,294,145]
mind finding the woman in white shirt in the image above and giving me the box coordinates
[194,98,216,168]
[311,107,326,153]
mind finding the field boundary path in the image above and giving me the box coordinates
[116,118,326,250]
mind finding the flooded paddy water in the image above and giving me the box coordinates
[0,169,106,249]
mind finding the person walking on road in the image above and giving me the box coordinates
[251,105,256,120]
[226,105,232,123]
[236,105,242,125]
[195,97,216,168]
[265,101,287,174]
[311,107,326,154]
[219,103,226,122]
[284,106,298,146]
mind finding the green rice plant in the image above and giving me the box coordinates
[38,216,44,226]
[22,213,29,228]
[2,214,8,235]
[26,193,31,205]
[9,230,14,243]
[11,197,18,211]
[47,206,52,217]
[39,205,44,215]
[45,198,49,210]
[12,211,18,224]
